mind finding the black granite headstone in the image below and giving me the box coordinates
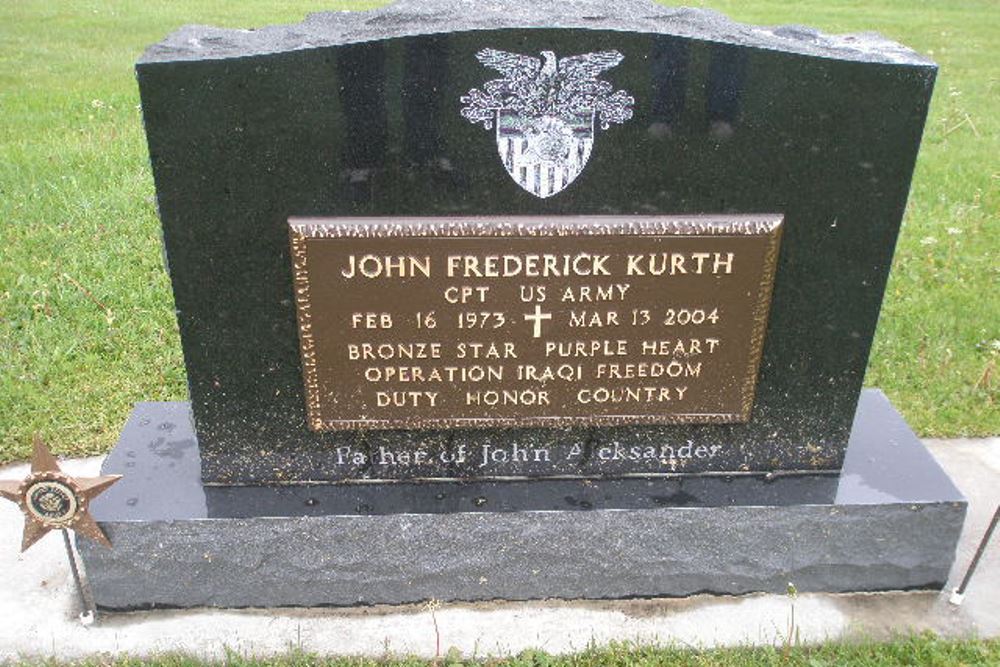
[79,0,966,610]
[136,0,935,485]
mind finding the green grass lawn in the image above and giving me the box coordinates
[9,634,1000,666]
[0,0,997,462]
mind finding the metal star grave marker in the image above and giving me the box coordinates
[0,435,121,621]
[0,435,121,551]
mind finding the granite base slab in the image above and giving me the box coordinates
[79,390,966,609]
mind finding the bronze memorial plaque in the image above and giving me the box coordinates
[289,215,782,431]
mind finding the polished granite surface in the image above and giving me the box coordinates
[92,391,963,521]
[137,1,936,483]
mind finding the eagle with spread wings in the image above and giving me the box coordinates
[460,48,634,129]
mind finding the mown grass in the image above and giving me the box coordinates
[0,0,996,462]
[8,634,1000,666]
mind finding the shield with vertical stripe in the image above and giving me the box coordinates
[460,48,635,200]
[496,111,594,198]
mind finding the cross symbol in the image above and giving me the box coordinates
[523,304,552,339]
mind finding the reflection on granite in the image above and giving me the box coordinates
[92,390,963,523]
[81,390,967,608]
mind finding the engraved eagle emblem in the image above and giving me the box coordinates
[461,48,634,198]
